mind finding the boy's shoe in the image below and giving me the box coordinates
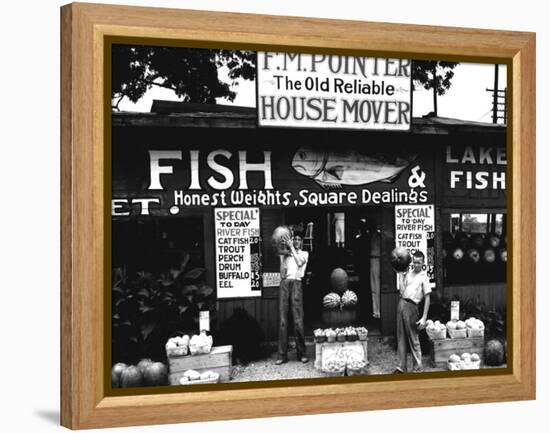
[412,367,423,373]
[393,367,404,374]
[300,356,309,363]
[275,358,287,365]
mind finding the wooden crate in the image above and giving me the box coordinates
[322,309,357,326]
[314,340,368,370]
[168,345,232,385]
[447,328,467,339]
[430,337,484,367]
[176,373,220,385]
[169,366,229,385]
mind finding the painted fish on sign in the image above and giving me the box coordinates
[292,145,417,189]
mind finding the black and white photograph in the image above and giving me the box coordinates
[110,44,508,390]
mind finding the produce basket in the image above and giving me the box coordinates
[336,334,346,342]
[467,327,484,338]
[356,327,369,341]
[427,328,446,340]
[447,360,481,371]
[165,335,190,357]
[189,333,213,355]
[463,360,481,370]
[314,335,327,343]
[327,334,336,343]
[346,334,358,342]
[447,328,467,339]
[166,346,188,357]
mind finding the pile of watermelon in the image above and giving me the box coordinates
[323,290,358,310]
[443,231,507,283]
[111,359,168,388]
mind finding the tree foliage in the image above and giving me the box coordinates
[412,60,459,96]
[112,45,256,110]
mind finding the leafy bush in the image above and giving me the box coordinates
[112,253,215,363]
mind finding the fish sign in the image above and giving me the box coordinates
[292,145,416,189]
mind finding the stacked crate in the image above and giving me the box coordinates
[167,345,233,385]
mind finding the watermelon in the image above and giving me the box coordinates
[467,248,481,263]
[483,248,496,263]
[120,365,143,388]
[341,290,358,307]
[323,292,341,309]
[111,362,128,388]
[271,226,291,255]
[330,268,349,293]
[470,234,485,248]
[499,248,507,263]
[488,233,501,249]
[485,339,505,366]
[137,358,153,374]
[452,247,464,261]
[143,362,168,386]
[391,247,411,272]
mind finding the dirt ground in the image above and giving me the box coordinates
[230,336,444,382]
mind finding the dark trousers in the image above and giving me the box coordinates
[396,298,423,371]
[358,270,373,320]
[278,279,305,360]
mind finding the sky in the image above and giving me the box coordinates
[116,58,507,125]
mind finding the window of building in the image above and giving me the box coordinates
[442,212,506,285]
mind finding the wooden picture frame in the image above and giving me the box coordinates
[61,2,535,429]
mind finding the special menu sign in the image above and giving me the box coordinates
[394,204,436,288]
[214,207,261,298]
[257,52,411,130]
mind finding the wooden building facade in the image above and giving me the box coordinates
[112,102,506,339]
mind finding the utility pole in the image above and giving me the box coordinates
[432,63,438,116]
[492,65,499,124]
[486,64,507,124]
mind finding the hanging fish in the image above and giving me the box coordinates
[291,145,417,188]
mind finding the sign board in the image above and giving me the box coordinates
[111,141,435,217]
[394,204,435,287]
[450,301,460,322]
[262,272,281,288]
[199,311,210,332]
[257,52,411,130]
[214,207,262,298]
[443,143,507,207]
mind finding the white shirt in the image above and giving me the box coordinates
[281,250,309,280]
[397,270,431,304]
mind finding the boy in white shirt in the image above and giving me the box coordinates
[276,234,309,365]
[395,250,431,373]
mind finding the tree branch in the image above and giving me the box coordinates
[112,93,125,111]
[143,79,178,92]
